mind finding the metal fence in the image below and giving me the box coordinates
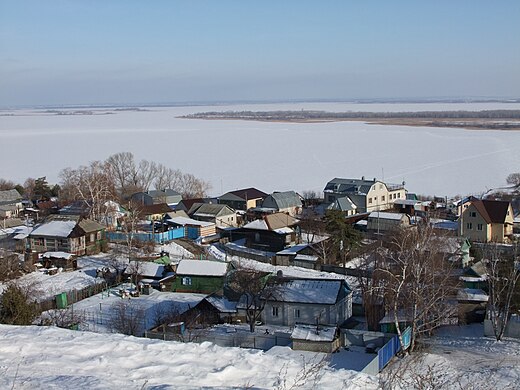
[107,227,185,244]
[377,327,412,371]
[145,329,292,351]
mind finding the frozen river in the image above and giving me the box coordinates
[1,101,519,197]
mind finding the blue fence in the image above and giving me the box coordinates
[378,327,412,371]
[107,227,185,244]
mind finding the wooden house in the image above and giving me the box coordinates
[190,203,238,228]
[29,216,106,256]
[41,251,77,270]
[233,212,299,253]
[218,187,268,211]
[172,259,230,294]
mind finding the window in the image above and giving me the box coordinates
[470,212,477,218]
[294,309,300,318]
[97,231,102,240]
[397,193,401,198]
[368,198,372,204]
[477,224,483,231]
[379,185,383,190]
[35,238,44,246]
[90,233,95,242]
[374,196,378,202]
[466,222,473,230]
[272,307,279,317]
[381,195,385,202]
[181,277,192,286]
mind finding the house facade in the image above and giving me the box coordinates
[218,187,268,211]
[323,177,407,213]
[459,199,514,243]
[367,212,411,233]
[190,204,238,228]
[262,278,352,327]
[29,217,106,256]
[131,189,182,207]
[261,191,302,217]
[0,189,23,219]
[172,259,230,294]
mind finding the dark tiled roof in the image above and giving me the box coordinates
[472,199,510,224]
[226,188,268,201]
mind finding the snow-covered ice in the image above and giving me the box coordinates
[1,102,519,197]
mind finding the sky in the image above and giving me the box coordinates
[1,1,519,107]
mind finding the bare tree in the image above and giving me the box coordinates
[106,152,138,198]
[229,267,279,333]
[109,300,146,336]
[0,178,16,190]
[485,243,520,341]
[506,172,520,189]
[375,225,459,351]
[60,161,117,222]
[0,251,22,282]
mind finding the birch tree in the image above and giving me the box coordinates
[375,225,459,351]
[485,243,520,341]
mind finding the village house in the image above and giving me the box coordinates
[189,203,238,228]
[165,216,216,239]
[232,212,300,253]
[29,215,106,256]
[137,203,173,222]
[367,211,411,233]
[260,191,303,217]
[262,278,352,327]
[459,199,514,243]
[0,189,23,219]
[124,260,175,291]
[323,177,407,213]
[130,189,182,207]
[172,259,231,294]
[218,187,268,211]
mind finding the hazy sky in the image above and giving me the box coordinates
[1,1,519,107]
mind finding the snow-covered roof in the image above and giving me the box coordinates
[273,227,294,234]
[30,220,77,238]
[243,219,269,230]
[205,295,237,313]
[291,324,337,342]
[176,259,228,276]
[277,244,309,255]
[126,261,164,278]
[273,279,345,304]
[368,212,407,221]
[457,288,489,302]
[294,254,318,262]
[167,216,214,227]
[42,251,75,260]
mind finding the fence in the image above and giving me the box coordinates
[145,329,292,351]
[36,282,108,313]
[106,227,185,244]
[367,327,411,374]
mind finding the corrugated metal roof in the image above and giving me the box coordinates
[263,191,302,210]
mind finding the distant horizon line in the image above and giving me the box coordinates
[2,96,520,110]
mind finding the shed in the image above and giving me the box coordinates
[291,324,340,353]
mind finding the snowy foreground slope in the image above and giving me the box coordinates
[0,325,377,390]
[2,324,520,389]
